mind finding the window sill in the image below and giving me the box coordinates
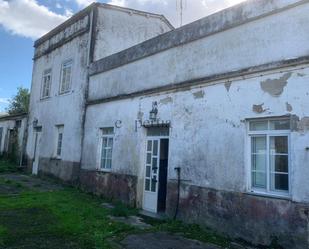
[97,168,112,173]
[50,157,62,161]
[58,90,73,97]
[40,96,51,101]
[246,190,291,201]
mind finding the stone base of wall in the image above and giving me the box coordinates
[166,181,309,249]
[38,157,80,183]
[79,170,137,206]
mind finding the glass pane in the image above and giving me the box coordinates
[107,148,113,159]
[269,119,290,130]
[251,136,266,154]
[106,159,112,169]
[146,153,151,164]
[145,179,150,191]
[270,155,288,173]
[153,140,158,155]
[146,166,151,177]
[108,138,113,149]
[102,137,108,148]
[147,127,169,136]
[152,157,158,174]
[250,121,268,131]
[151,176,157,192]
[102,127,114,135]
[271,173,288,191]
[252,154,266,171]
[252,172,266,189]
[270,136,288,154]
[147,141,152,152]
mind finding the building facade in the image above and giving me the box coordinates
[26,0,309,248]
[0,113,28,165]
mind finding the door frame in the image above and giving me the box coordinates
[143,135,169,213]
[32,127,42,175]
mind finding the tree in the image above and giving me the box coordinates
[6,87,30,115]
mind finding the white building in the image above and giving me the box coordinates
[26,0,309,248]
[0,113,28,164]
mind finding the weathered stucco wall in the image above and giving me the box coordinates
[84,66,309,204]
[26,31,90,172]
[88,1,309,101]
[93,5,172,61]
[83,65,309,247]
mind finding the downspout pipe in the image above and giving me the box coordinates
[174,167,181,220]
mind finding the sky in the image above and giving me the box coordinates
[0,0,246,112]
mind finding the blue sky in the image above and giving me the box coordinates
[0,0,245,112]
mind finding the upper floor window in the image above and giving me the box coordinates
[41,69,52,99]
[100,127,114,170]
[248,118,290,196]
[60,60,72,94]
[55,125,64,158]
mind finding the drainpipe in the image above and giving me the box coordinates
[174,167,181,220]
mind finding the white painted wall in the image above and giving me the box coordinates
[89,2,309,101]
[83,66,309,206]
[26,31,89,163]
[93,6,172,61]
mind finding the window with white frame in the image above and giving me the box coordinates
[60,60,72,94]
[100,127,114,170]
[56,125,64,158]
[248,118,290,196]
[41,69,52,98]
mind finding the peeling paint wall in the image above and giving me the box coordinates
[84,66,309,205]
[88,2,309,101]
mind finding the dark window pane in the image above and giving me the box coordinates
[146,153,151,164]
[270,155,288,173]
[147,141,152,152]
[153,140,158,155]
[270,136,288,154]
[271,173,289,191]
[145,179,150,191]
[151,177,157,192]
[146,166,151,177]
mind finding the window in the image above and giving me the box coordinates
[42,69,52,98]
[60,60,72,94]
[56,125,64,158]
[248,118,290,196]
[100,127,114,170]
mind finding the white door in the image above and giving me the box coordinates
[143,139,160,213]
[32,131,41,175]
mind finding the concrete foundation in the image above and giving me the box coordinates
[79,170,137,206]
[166,181,309,249]
[38,158,80,183]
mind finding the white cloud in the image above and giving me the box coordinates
[0,0,72,39]
[75,0,95,7]
[107,0,247,27]
[0,98,9,104]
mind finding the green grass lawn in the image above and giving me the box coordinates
[0,158,19,173]
[0,178,232,249]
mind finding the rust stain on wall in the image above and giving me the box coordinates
[260,72,292,97]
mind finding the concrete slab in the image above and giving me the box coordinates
[121,232,222,249]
